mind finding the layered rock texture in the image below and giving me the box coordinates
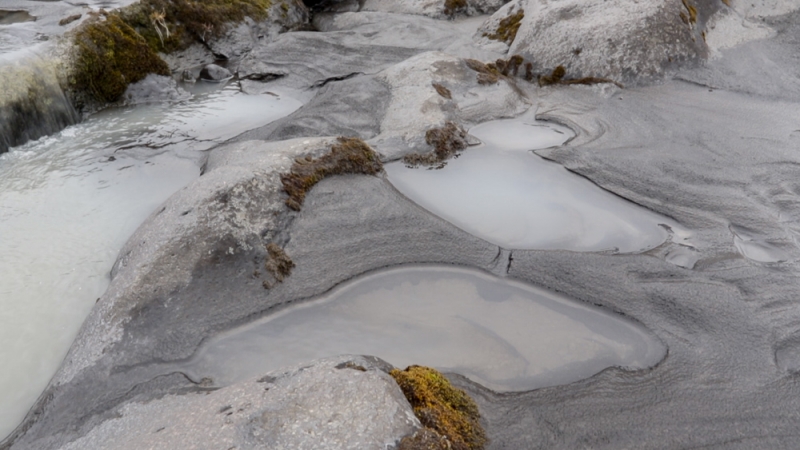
[4,0,800,449]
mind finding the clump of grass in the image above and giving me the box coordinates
[391,366,487,450]
[484,9,524,44]
[443,0,467,16]
[280,137,383,211]
[432,83,452,99]
[71,13,170,103]
[264,242,294,284]
[404,121,468,168]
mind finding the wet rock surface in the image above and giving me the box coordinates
[4,0,800,449]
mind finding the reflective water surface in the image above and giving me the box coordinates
[386,119,687,253]
[183,266,666,392]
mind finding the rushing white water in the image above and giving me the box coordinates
[0,83,302,439]
[386,119,687,253]
[183,266,666,392]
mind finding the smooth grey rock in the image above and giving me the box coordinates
[59,356,420,450]
[206,0,309,60]
[370,51,530,159]
[122,74,190,105]
[3,137,498,450]
[198,63,232,82]
[236,75,392,142]
[238,12,502,92]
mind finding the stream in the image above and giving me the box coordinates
[0,80,302,439]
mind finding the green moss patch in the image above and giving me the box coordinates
[404,121,469,169]
[391,366,486,450]
[483,9,523,44]
[72,13,170,104]
[280,137,383,211]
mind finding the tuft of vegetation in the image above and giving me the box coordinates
[264,242,294,286]
[483,9,524,44]
[464,59,501,85]
[524,61,534,82]
[118,0,273,53]
[680,0,697,25]
[391,366,486,450]
[538,65,566,86]
[443,0,467,17]
[538,65,623,88]
[432,83,452,99]
[280,137,383,211]
[404,121,469,169]
[71,14,170,104]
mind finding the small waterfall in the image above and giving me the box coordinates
[0,48,79,153]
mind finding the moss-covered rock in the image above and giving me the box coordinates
[403,122,469,169]
[71,13,170,104]
[391,366,486,450]
[280,137,383,211]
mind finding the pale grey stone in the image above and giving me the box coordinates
[60,356,420,450]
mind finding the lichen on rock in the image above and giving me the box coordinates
[391,366,487,450]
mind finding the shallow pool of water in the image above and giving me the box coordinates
[386,119,686,253]
[182,266,666,392]
[0,84,302,439]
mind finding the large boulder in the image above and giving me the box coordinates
[59,356,420,450]
[478,0,716,84]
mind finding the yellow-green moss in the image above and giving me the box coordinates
[484,9,523,44]
[280,137,383,211]
[118,0,273,52]
[404,121,468,168]
[391,366,486,450]
[72,14,170,103]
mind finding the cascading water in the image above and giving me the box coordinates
[0,47,80,153]
[0,78,302,440]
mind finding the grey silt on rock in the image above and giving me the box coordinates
[6,0,800,449]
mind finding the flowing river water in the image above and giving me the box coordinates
[0,80,302,439]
